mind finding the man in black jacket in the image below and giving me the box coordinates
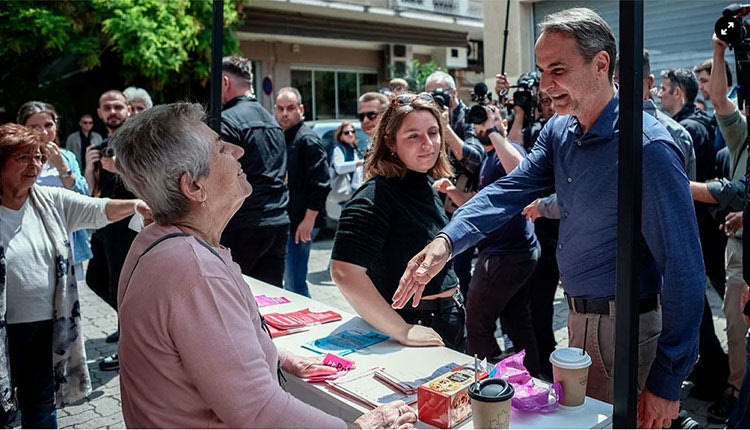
[220,55,290,287]
[274,87,330,297]
[660,67,730,404]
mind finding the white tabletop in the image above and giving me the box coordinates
[245,276,613,429]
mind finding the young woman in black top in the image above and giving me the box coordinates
[330,94,466,351]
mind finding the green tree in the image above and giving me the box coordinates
[0,0,244,124]
[394,59,441,92]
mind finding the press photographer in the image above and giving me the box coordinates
[424,71,486,299]
[495,72,555,150]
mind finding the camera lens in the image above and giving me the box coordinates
[101,146,116,158]
[467,105,488,124]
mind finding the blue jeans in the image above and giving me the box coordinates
[728,328,750,428]
[8,320,57,429]
[283,227,319,297]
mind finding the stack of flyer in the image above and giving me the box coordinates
[263,308,342,338]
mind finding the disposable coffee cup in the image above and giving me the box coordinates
[467,378,514,429]
[550,347,592,408]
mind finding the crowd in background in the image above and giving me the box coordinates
[2,6,750,429]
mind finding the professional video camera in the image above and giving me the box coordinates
[467,82,493,124]
[508,72,539,120]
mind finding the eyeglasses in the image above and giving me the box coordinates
[81,121,93,125]
[391,92,434,107]
[14,152,47,165]
[342,130,356,136]
[357,111,379,122]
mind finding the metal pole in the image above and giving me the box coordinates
[209,0,224,133]
[614,0,643,428]
[500,0,511,75]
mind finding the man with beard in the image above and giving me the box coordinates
[84,89,134,371]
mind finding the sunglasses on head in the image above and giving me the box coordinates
[342,130,356,136]
[357,111,379,122]
[391,92,435,107]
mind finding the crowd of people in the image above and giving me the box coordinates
[2,5,750,429]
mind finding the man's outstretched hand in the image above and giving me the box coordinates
[392,237,451,309]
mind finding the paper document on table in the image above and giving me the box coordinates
[264,308,342,330]
[374,362,461,393]
[302,330,389,356]
[327,368,417,409]
[254,294,291,307]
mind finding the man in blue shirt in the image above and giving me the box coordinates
[393,8,704,428]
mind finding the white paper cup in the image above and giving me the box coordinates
[550,347,592,407]
[468,378,514,429]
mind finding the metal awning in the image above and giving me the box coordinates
[239,7,469,47]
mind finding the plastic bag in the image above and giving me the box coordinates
[491,350,561,412]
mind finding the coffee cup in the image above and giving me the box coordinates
[467,378,514,429]
[549,347,592,408]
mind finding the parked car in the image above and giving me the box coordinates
[307,119,369,233]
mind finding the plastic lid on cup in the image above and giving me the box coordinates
[549,347,592,370]
[467,378,514,403]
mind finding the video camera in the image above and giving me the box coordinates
[508,72,539,120]
[716,4,750,111]
[467,82,493,124]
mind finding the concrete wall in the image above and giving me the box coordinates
[240,40,383,109]
[482,0,535,91]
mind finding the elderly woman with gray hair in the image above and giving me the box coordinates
[0,123,149,428]
[111,102,416,429]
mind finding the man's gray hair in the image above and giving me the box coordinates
[539,7,617,83]
[110,102,211,225]
[276,87,303,104]
[123,86,153,109]
[425,71,456,90]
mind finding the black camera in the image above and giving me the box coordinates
[430,88,452,110]
[96,142,115,158]
[509,73,539,119]
[466,82,493,124]
[716,4,750,112]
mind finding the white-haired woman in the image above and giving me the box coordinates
[111,102,416,429]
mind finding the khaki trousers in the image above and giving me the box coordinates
[567,305,662,403]
[725,237,749,393]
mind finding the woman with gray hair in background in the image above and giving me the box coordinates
[112,102,416,429]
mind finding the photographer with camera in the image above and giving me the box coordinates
[85,89,137,372]
[496,73,554,151]
[424,71,485,300]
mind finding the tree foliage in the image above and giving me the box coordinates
[394,59,441,92]
[0,0,244,123]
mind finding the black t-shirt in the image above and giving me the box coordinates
[332,170,458,301]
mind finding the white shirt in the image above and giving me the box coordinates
[0,186,109,323]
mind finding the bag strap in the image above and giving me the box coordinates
[123,231,286,386]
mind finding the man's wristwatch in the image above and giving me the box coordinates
[486,126,500,136]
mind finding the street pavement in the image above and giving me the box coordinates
[36,237,728,428]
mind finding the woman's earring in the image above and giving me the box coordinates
[200,201,206,208]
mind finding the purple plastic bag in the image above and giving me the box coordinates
[491,350,561,412]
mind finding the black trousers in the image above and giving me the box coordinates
[8,320,57,429]
[466,247,541,376]
[526,241,560,380]
[220,224,289,288]
[454,246,476,301]
[86,219,137,311]
[398,293,467,353]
